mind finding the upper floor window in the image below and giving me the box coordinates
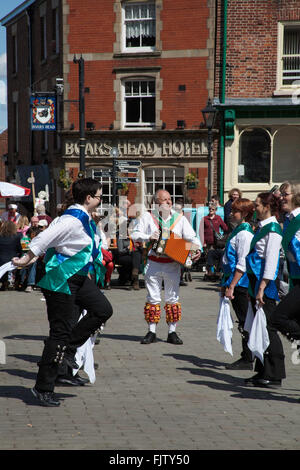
[12,34,17,75]
[52,7,59,55]
[123,2,156,52]
[123,79,155,128]
[40,14,47,61]
[278,23,300,88]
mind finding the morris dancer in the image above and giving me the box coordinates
[221,198,255,370]
[131,190,200,345]
[244,192,285,388]
[12,178,113,406]
[271,185,300,351]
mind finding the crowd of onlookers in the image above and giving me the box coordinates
[0,185,288,292]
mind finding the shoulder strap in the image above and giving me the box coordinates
[282,214,300,254]
[227,222,253,244]
[250,221,282,251]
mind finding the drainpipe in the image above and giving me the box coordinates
[219,0,228,204]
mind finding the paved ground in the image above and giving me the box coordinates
[0,272,300,452]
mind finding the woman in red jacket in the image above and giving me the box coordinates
[203,204,228,279]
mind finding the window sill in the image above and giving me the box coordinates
[273,88,300,96]
[114,51,161,59]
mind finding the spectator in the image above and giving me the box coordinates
[0,221,22,290]
[210,194,222,208]
[36,204,52,225]
[16,215,30,236]
[19,226,42,292]
[30,216,39,227]
[1,204,21,224]
[203,203,228,280]
[224,188,242,230]
[116,229,142,290]
[38,219,48,230]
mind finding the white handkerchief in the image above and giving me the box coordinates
[244,301,255,333]
[247,306,270,364]
[217,296,233,356]
[73,310,97,383]
[0,261,16,280]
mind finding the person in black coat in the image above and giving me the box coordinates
[0,221,22,290]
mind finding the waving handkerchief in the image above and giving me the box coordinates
[0,261,16,280]
[217,296,233,356]
[247,305,270,364]
[244,301,255,334]
[73,310,97,383]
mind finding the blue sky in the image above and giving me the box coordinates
[0,0,25,132]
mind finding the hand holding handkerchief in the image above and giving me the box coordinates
[217,295,233,356]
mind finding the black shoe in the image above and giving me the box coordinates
[31,387,60,407]
[180,281,187,286]
[55,375,85,386]
[254,378,282,389]
[167,332,183,345]
[244,374,263,387]
[141,331,157,344]
[104,282,111,290]
[74,374,90,385]
[65,353,80,370]
[225,358,253,370]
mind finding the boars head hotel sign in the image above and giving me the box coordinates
[63,134,208,161]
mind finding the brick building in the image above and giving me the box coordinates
[215,0,300,201]
[1,0,217,214]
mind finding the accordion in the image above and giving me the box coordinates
[152,231,192,265]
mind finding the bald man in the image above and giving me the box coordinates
[131,190,200,344]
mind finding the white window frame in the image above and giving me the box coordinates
[122,78,156,129]
[144,167,184,208]
[122,2,156,53]
[277,21,300,92]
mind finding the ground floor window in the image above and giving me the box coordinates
[144,167,184,207]
[238,125,300,184]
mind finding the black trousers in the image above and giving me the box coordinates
[271,280,300,340]
[230,286,253,363]
[249,294,286,380]
[36,274,113,392]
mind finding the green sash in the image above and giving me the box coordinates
[282,214,300,254]
[38,217,106,294]
[151,209,180,230]
[38,244,94,294]
[250,222,282,252]
[226,222,254,245]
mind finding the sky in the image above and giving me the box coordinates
[0,0,26,132]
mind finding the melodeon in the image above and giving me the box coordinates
[152,231,192,265]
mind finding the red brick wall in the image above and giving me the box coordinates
[215,0,300,98]
[66,0,210,130]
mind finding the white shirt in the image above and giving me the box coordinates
[289,207,300,242]
[29,204,100,258]
[255,216,282,280]
[222,227,253,273]
[130,210,200,257]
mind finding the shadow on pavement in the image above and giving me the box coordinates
[165,352,300,404]
[4,334,47,342]
[0,385,76,406]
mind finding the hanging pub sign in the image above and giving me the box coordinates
[30,95,56,130]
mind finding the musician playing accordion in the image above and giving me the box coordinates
[131,189,201,345]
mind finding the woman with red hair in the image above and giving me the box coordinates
[221,198,255,370]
